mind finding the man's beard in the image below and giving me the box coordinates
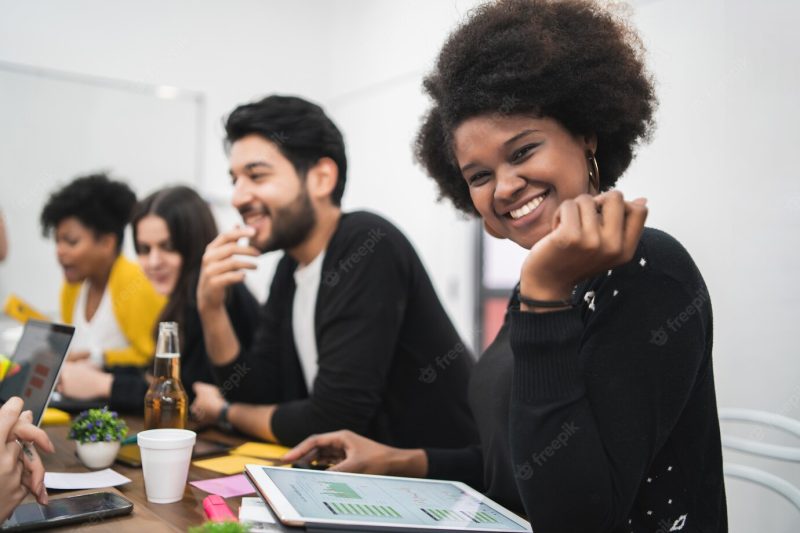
[252,188,317,253]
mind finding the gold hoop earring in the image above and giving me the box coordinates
[587,151,600,192]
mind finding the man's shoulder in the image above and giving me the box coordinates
[332,211,411,254]
[338,210,402,236]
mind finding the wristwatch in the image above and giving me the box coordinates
[217,402,233,432]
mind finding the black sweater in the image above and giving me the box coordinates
[428,229,727,531]
[509,228,726,532]
[212,211,479,449]
[109,283,259,411]
[426,309,521,512]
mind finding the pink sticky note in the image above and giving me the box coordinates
[190,474,256,498]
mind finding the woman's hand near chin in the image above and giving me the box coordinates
[520,191,648,311]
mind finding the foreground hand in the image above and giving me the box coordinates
[66,350,90,362]
[0,398,54,522]
[56,362,113,400]
[12,410,52,506]
[520,191,648,306]
[197,227,259,313]
[190,382,226,425]
[283,430,427,477]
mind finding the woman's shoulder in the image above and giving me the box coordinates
[588,227,708,303]
[636,227,706,289]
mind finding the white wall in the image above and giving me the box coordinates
[1,1,798,530]
[628,1,800,530]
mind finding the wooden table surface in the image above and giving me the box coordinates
[33,417,293,532]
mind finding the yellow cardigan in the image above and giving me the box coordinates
[60,255,166,367]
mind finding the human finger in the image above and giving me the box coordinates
[206,271,248,290]
[622,198,649,257]
[594,190,626,253]
[550,199,581,249]
[282,432,351,463]
[0,398,24,442]
[12,422,55,454]
[203,257,258,278]
[206,227,257,250]
[574,195,601,250]
[19,445,47,505]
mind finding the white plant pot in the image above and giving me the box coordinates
[75,440,121,469]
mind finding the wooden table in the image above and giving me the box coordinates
[33,417,293,532]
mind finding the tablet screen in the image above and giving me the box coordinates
[0,321,73,424]
[263,467,528,531]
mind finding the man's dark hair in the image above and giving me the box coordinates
[224,95,348,206]
[40,173,137,252]
[415,0,657,215]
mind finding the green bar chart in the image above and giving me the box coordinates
[324,501,402,518]
[420,508,499,523]
[320,482,361,499]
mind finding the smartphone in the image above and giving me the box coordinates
[1,492,133,531]
[116,438,232,467]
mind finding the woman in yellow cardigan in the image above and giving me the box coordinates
[40,174,164,368]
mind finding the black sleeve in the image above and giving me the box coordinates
[270,233,410,445]
[227,283,261,351]
[210,270,290,404]
[508,267,709,531]
[425,446,484,491]
[108,366,149,413]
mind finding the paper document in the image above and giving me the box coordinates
[239,496,276,530]
[44,468,131,490]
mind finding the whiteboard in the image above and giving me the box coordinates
[0,63,202,316]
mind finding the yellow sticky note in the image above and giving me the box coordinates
[4,294,48,323]
[230,442,291,460]
[41,408,71,426]
[193,455,287,475]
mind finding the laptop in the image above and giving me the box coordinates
[0,320,74,426]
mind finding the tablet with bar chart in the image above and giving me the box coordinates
[245,465,531,532]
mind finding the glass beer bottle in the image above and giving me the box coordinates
[144,322,188,429]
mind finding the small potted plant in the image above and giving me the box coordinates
[68,407,128,469]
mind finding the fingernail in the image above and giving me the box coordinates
[244,226,256,235]
[633,197,648,206]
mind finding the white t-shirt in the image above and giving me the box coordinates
[69,282,128,367]
[291,251,325,393]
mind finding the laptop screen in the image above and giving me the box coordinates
[0,320,74,424]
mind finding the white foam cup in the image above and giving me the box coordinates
[137,429,196,504]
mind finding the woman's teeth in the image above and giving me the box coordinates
[509,191,548,220]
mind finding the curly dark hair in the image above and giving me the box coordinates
[224,95,348,206]
[40,173,137,252]
[415,0,657,215]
